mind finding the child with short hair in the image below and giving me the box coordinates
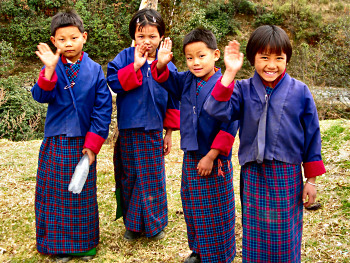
[151,28,240,263]
[31,10,112,262]
[204,25,326,262]
[106,8,180,241]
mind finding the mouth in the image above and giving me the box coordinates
[264,71,277,76]
[193,68,202,73]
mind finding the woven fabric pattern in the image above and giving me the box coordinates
[114,129,167,237]
[36,135,99,254]
[241,160,303,263]
[181,151,236,263]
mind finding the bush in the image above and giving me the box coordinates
[0,73,47,141]
[0,41,15,77]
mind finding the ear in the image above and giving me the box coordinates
[50,36,56,47]
[214,49,220,61]
[82,32,88,44]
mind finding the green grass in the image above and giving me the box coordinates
[0,119,349,262]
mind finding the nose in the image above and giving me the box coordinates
[194,57,200,65]
[267,59,276,69]
[144,38,150,44]
[65,40,72,47]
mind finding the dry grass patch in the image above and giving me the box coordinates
[0,119,349,262]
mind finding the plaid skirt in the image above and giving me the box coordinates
[181,152,236,263]
[241,160,303,263]
[114,129,167,237]
[35,136,99,254]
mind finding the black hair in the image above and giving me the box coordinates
[246,25,292,66]
[129,8,165,40]
[50,9,84,37]
[182,28,218,53]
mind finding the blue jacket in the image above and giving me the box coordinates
[31,53,112,152]
[152,64,239,160]
[107,47,180,131]
[204,72,326,177]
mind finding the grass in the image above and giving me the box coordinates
[0,119,349,262]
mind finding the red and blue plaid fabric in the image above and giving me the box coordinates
[265,86,273,96]
[196,78,206,96]
[114,129,167,237]
[182,152,236,263]
[64,59,81,86]
[35,135,99,254]
[241,160,303,263]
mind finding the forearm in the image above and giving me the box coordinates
[205,149,220,161]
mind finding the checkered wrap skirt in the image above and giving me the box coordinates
[241,160,303,263]
[114,129,167,237]
[181,152,236,263]
[35,136,99,254]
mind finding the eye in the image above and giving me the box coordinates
[186,57,192,61]
[277,57,285,60]
[199,55,205,58]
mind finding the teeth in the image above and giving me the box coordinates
[265,72,276,75]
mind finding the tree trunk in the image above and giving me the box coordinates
[139,0,158,10]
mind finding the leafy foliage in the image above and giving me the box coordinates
[0,72,47,141]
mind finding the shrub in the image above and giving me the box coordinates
[0,41,15,77]
[0,73,47,141]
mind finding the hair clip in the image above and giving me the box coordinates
[152,16,156,23]
[136,18,140,23]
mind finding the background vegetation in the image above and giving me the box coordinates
[0,120,349,262]
[0,0,349,141]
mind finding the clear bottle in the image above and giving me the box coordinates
[68,153,90,194]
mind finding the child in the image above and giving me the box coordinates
[106,8,180,241]
[204,25,326,263]
[151,28,240,263]
[31,10,112,262]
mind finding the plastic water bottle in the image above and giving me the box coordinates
[68,153,90,194]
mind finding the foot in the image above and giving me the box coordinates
[305,202,322,211]
[124,229,141,242]
[149,230,166,241]
[184,252,201,263]
[56,255,72,262]
[80,255,94,261]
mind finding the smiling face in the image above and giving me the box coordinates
[51,26,87,63]
[134,24,162,58]
[254,51,287,87]
[184,41,220,81]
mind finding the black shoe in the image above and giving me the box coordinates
[149,230,166,241]
[56,255,72,262]
[184,252,201,263]
[123,230,141,242]
[305,202,322,211]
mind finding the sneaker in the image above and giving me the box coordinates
[184,252,201,263]
[56,255,72,262]
[124,230,141,242]
[149,230,166,241]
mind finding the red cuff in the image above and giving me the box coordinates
[211,77,234,102]
[151,60,169,83]
[303,160,326,178]
[37,69,58,91]
[163,109,180,130]
[118,63,143,91]
[211,130,235,157]
[83,132,105,154]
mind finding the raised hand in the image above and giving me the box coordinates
[221,40,244,86]
[35,43,60,80]
[35,43,60,69]
[134,42,148,72]
[157,37,173,70]
[224,40,244,74]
